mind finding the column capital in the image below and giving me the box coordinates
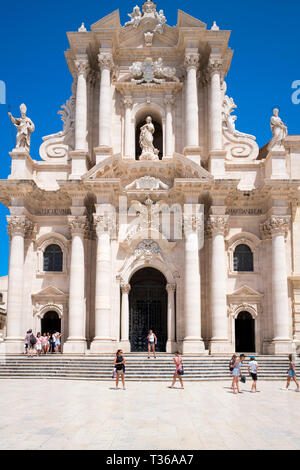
[260,216,290,238]
[207,58,223,77]
[164,94,175,106]
[98,52,114,71]
[74,58,89,78]
[166,283,176,293]
[183,213,204,235]
[94,214,116,236]
[206,215,229,237]
[68,216,88,236]
[184,53,200,71]
[7,215,30,237]
[122,95,133,108]
[120,282,131,294]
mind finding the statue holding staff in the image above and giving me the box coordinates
[8,103,35,152]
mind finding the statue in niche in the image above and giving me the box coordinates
[8,103,35,152]
[268,108,288,150]
[139,116,159,160]
[125,5,142,28]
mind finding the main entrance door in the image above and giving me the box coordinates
[41,311,61,335]
[235,311,255,352]
[129,268,167,352]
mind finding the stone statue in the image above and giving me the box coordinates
[139,116,159,160]
[129,57,178,83]
[268,108,288,150]
[154,9,166,34]
[125,5,142,28]
[8,103,35,152]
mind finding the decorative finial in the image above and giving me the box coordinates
[211,21,219,31]
[78,22,87,32]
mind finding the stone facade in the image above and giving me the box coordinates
[1,1,300,355]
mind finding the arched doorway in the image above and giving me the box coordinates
[129,267,167,352]
[235,311,255,352]
[41,311,61,336]
[135,118,163,159]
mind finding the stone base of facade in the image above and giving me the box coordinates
[4,338,24,354]
[182,338,206,355]
[119,340,131,353]
[166,340,177,353]
[63,338,87,355]
[209,339,234,354]
[90,338,117,354]
[267,339,293,355]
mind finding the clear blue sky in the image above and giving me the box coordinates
[0,0,299,276]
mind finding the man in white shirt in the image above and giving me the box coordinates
[248,356,259,393]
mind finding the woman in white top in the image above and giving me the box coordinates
[147,330,157,359]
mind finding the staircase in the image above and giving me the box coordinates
[0,354,298,381]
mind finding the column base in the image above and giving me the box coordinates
[208,150,227,177]
[90,337,116,354]
[69,150,89,179]
[94,146,112,165]
[63,338,87,355]
[4,338,24,354]
[166,340,177,353]
[119,340,131,353]
[183,146,202,166]
[182,338,206,355]
[267,339,293,355]
[209,339,234,354]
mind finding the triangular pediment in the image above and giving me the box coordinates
[177,10,207,29]
[32,286,67,299]
[228,285,263,299]
[119,24,177,49]
[91,10,121,31]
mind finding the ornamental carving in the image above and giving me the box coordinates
[207,58,223,76]
[120,283,131,294]
[123,96,133,108]
[125,1,167,35]
[74,58,89,77]
[129,57,178,84]
[184,53,200,70]
[260,217,290,238]
[134,239,163,263]
[125,176,169,190]
[7,216,32,237]
[206,215,229,237]
[98,52,113,70]
[166,283,176,292]
[94,214,116,236]
[183,214,204,234]
[68,216,88,236]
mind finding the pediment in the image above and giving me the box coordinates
[228,285,263,299]
[91,10,121,31]
[119,24,177,49]
[32,286,67,299]
[177,10,207,29]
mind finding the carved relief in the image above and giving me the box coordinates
[260,217,290,238]
[125,176,169,190]
[129,57,178,84]
[134,239,164,263]
[206,215,229,237]
[124,1,167,35]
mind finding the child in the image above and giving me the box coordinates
[248,355,258,392]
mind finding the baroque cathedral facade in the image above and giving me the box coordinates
[1,1,300,355]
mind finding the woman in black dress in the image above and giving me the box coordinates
[114,349,126,390]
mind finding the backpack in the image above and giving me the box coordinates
[30,333,36,345]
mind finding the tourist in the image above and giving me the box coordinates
[47,332,52,353]
[35,333,42,357]
[54,332,62,354]
[285,354,300,391]
[169,351,184,389]
[231,353,245,394]
[114,349,126,390]
[147,329,157,359]
[25,329,36,357]
[24,330,30,355]
[41,333,48,354]
[229,354,237,376]
[248,355,259,392]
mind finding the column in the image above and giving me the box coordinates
[164,95,174,158]
[120,282,131,352]
[184,52,200,148]
[5,216,28,353]
[91,215,114,353]
[64,216,87,354]
[123,96,133,158]
[207,215,232,353]
[182,214,205,353]
[74,58,89,151]
[208,58,223,151]
[98,51,113,148]
[261,217,292,353]
[166,283,176,353]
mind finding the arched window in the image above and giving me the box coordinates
[233,244,253,272]
[43,244,63,272]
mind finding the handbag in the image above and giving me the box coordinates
[112,367,116,379]
[240,375,246,383]
[177,362,184,376]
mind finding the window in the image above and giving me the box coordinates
[233,244,253,272]
[43,244,63,272]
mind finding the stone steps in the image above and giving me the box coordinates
[0,354,298,381]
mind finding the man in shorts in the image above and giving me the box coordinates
[248,355,258,392]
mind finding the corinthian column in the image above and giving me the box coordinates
[166,283,176,353]
[260,217,292,353]
[123,96,133,159]
[184,52,200,149]
[182,214,205,353]
[208,58,223,151]
[206,215,232,353]
[90,214,115,353]
[5,216,31,353]
[98,51,113,148]
[120,282,131,352]
[64,216,87,354]
[164,95,174,158]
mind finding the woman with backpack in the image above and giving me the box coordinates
[169,351,184,389]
